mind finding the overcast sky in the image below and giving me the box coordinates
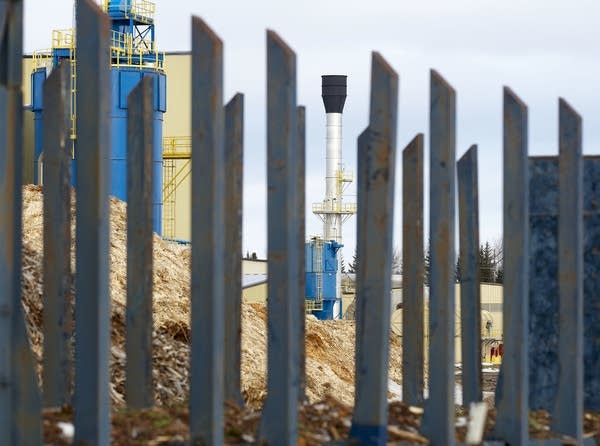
[24,0,600,261]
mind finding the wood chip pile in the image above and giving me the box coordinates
[20,185,403,409]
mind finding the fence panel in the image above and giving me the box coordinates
[42,62,72,408]
[421,70,456,446]
[350,52,398,446]
[259,30,300,445]
[190,16,225,446]
[224,93,244,407]
[401,133,424,407]
[457,145,481,406]
[493,87,529,446]
[125,76,155,410]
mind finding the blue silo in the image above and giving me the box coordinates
[30,1,166,235]
[305,238,342,320]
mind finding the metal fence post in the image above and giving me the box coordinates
[457,145,482,406]
[1,1,42,443]
[224,93,244,407]
[494,87,529,445]
[190,16,225,445]
[42,62,72,408]
[297,105,307,403]
[421,70,456,446]
[259,30,300,445]
[349,52,398,446]
[552,99,583,441]
[401,133,424,407]
[125,77,155,410]
[74,0,111,444]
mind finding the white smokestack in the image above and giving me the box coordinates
[319,75,348,244]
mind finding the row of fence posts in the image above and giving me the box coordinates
[0,0,598,445]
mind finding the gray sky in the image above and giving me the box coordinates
[24,0,600,261]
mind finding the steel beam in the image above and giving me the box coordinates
[552,99,583,440]
[401,133,424,407]
[224,93,244,407]
[421,70,456,446]
[42,62,72,408]
[493,87,529,445]
[259,30,300,445]
[457,145,482,406]
[125,77,155,410]
[349,52,398,446]
[74,1,111,444]
[190,16,225,446]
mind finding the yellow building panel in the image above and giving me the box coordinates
[242,283,267,304]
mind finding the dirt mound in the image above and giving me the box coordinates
[20,185,402,408]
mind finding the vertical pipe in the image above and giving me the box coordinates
[190,17,225,445]
[43,62,72,408]
[350,52,398,446]
[74,1,111,444]
[494,87,529,445]
[457,145,482,406]
[401,133,424,407]
[552,99,583,440]
[421,70,456,446]
[224,93,244,407]
[125,77,154,410]
[297,105,307,403]
[259,30,299,444]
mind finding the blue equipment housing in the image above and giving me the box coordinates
[30,0,166,235]
[305,239,342,320]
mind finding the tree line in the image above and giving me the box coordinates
[343,239,503,284]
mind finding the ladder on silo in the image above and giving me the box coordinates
[70,53,77,154]
[314,239,324,311]
[162,158,176,238]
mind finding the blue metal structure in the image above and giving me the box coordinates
[305,238,342,320]
[30,0,166,235]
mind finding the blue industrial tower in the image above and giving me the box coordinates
[305,238,343,320]
[31,0,166,235]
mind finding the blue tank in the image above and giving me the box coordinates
[110,68,166,233]
[30,66,166,235]
[305,239,342,320]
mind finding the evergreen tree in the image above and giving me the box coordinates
[495,265,504,283]
[424,245,430,285]
[392,247,402,275]
[455,255,462,283]
[348,248,358,274]
[479,241,495,283]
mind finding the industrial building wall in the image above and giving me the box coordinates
[162,53,192,241]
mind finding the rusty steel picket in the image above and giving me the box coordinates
[421,70,457,446]
[224,93,245,407]
[401,133,424,407]
[457,145,482,407]
[125,76,155,410]
[1,1,599,445]
[42,62,72,409]
[190,16,226,446]
[259,30,301,445]
[74,1,112,444]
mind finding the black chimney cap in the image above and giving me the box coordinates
[321,75,347,114]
